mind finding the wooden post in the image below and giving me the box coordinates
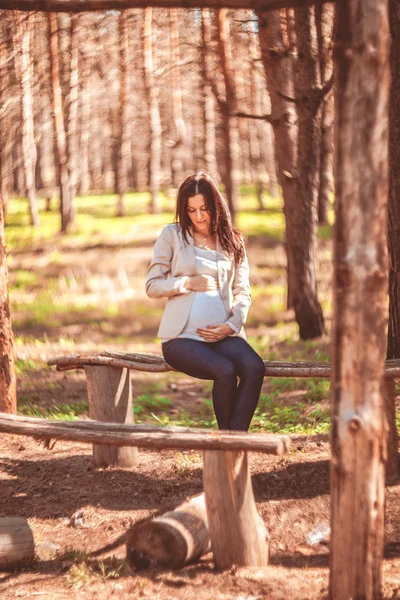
[384,378,399,479]
[0,518,34,568]
[330,1,390,598]
[84,366,138,467]
[127,493,210,569]
[203,450,269,570]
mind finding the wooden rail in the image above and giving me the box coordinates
[47,352,400,379]
[0,413,290,454]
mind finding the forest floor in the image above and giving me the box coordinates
[1,192,400,599]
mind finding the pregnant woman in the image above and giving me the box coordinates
[145,171,264,431]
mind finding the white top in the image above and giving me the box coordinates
[162,246,238,343]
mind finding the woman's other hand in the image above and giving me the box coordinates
[196,323,234,341]
[185,275,219,291]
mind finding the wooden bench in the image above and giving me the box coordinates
[46,350,400,476]
[0,413,289,569]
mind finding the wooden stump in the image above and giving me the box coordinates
[0,518,34,569]
[127,493,210,569]
[203,450,269,570]
[85,365,138,467]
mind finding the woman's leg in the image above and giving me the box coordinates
[213,337,265,431]
[162,338,238,429]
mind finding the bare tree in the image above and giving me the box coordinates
[200,8,218,178]
[48,13,74,233]
[169,9,186,186]
[215,9,239,222]
[117,10,129,216]
[330,1,390,597]
[13,12,39,226]
[315,3,334,224]
[256,11,298,311]
[143,7,161,214]
[291,7,325,338]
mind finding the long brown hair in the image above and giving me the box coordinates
[175,172,245,264]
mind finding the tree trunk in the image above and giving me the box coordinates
[66,14,79,222]
[329,2,390,598]
[386,0,400,477]
[143,7,161,214]
[0,518,34,569]
[203,450,269,570]
[48,13,73,233]
[200,9,218,178]
[79,52,91,195]
[13,12,39,227]
[216,9,239,223]
[127,493,210,569]
[257,11,298,310]
[248,18,277,202]
[291,7,325,339]
[0,181,16,414]
[117,10,129,216]
[169,9,186,187]
[0,14,10,218]
[316,3,334,225]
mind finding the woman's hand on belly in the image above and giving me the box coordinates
[196,323,234,342]
[186,275,219,291]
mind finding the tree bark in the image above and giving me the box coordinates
[117,10,129,216]
[143,7,161,214]
[200,9,218,178]
[48,12,74,233]
[13,12,40,227]
[0,165,16,414]
[128,493,210,569]
[329,1,390,598]
[66,14,79,222]
[257,11,298,310]
[79,51,91,195]
[291,7,325,339]
[315,3,334,225]
[0,518,34,569]
[215,9,239,222]
[386,0,400,477]
[169,9,186,187]
[203,450,269,569]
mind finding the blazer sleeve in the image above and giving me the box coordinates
[226,250,252,332]
[145,226,190,299]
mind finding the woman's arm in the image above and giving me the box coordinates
[145,226,190,299]
[226,251,252,332]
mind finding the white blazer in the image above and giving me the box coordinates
[145,224,251,340]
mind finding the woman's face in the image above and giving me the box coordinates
[187,193,211,236]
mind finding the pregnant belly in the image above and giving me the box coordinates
[184,291,227,330]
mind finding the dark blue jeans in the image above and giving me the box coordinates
[162,337,264,431]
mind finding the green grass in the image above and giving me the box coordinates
[18,398,89,421]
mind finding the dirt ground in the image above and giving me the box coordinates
[1,430,400,599]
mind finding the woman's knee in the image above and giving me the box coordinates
[215,361,236,381]
[242,354,265,380]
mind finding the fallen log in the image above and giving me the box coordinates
[127,493,210,569]
[0,414,291,455]
[0,518,35,569]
